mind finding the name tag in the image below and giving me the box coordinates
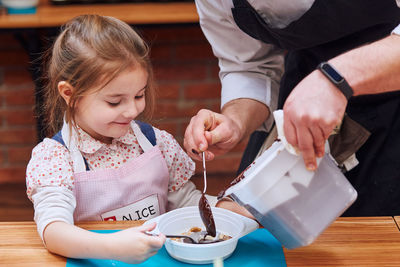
[101,194,160,221]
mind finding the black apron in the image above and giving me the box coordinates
[233,0,400,216]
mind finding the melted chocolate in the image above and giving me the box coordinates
[198,238,223,244]
[199,193,216,237]
[180,230,231,244]
[217,161,255,200]
[181,236,223,244]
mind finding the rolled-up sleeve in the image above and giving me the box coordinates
[32,187,76,241]
[26,139,77,241]
[195,0,285,129]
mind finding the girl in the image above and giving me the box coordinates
[26,15,245,264]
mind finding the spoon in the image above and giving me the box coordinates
[148,232,222,244]
[199,152,217,237]
[145,232,197,244]
[165,234,197,244]
[167,233,222,244]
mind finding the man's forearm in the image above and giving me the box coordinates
[330,34,400,96]
[221,98,270,141]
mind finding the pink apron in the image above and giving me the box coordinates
[60,121,169,222]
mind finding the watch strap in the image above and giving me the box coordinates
[317,62,354,100]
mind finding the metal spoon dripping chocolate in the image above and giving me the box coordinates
[199,152,216,238]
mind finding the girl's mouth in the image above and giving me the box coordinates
[113,122,130,125]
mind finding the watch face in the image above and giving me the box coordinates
[321,63,343,83]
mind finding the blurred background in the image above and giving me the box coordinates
[0,0,247,221]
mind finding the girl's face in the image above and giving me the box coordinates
[75,67,148,144]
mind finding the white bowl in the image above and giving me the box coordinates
[2,0,39,8]
[145,206,258,264]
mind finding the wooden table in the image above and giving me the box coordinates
[394,216,400,230]
[0,0,198,28]
[1,217,400,266]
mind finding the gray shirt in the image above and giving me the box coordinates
[195,0,288,130]
[195,0,400,130]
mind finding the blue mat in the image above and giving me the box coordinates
[67,228,286,266]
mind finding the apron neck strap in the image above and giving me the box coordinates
[131,122,155,152]
[61,120,87,173]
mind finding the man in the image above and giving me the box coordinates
[184,0,400,216]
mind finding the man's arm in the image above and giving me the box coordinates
[221,98,270,141]
[185,0,284,160]
[283,29,400,170]
[331,33,400,96]
[195,0,284,128]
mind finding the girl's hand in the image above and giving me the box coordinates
[184,109,242,161]
[43,221,164,263]
[106,222,165,264]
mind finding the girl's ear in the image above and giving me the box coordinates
[58,81,74,104]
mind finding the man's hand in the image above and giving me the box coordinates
[184,109,242,161]
[283,69,347,170]
[184,99,269,161]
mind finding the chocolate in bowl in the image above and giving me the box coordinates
[172,226,232,244]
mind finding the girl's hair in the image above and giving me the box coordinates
[43,14,155,136]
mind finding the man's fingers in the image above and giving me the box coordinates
[206,112,231,145]
[191,111,211,152]
[184,110,214,158]
[184,123,197,158]
[309,124,326,158]
[184,110,241,160]
[296,126,317,171]
[283,117,299,149]
[203,111,216,131]
[184,124,202,160]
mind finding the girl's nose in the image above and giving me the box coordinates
[123,103,139,119]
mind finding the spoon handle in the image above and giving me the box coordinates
[165,235,197,243]
[145,232,197,243]
[202,152,207,194]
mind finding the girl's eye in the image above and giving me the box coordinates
[135,94,145,99]
[107,101,121,107]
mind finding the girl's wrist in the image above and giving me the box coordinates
[93,232,118,260]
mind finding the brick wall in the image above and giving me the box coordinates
[0,23,247,184]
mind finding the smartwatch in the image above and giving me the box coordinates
[317,62,354,100]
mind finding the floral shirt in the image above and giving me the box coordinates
[26,124,195,200]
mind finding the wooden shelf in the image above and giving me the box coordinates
[0,1,198,28]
